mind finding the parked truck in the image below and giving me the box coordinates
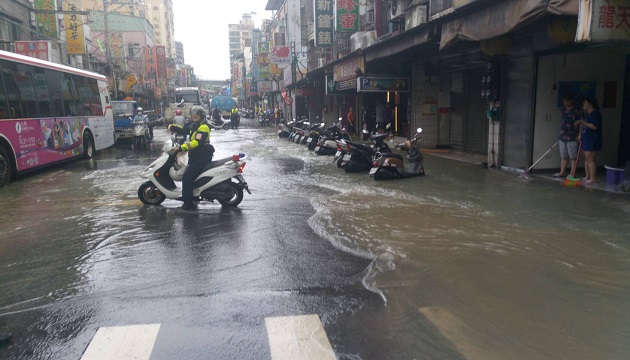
[112,100,139,142]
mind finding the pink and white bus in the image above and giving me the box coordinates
[0,49,114,188]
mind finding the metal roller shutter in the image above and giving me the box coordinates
[465,67,489,154]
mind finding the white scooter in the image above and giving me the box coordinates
[137,140,251,207]
[208,116,231,130]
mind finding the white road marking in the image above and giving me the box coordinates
[265,314,336,360]
[81,324,161,360]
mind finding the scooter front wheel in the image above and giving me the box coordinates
[138,181,166,205]
[218,181,244,207]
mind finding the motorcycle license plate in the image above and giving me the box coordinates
[307,137,312,142]
[314,146,320,151]
[335,151,341,157]
[342,154,352,161]
[369,167,378,175]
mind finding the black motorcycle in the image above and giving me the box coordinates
[370,128,425,180]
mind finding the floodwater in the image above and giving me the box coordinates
[250,129,630,359]
[1,125,629,359]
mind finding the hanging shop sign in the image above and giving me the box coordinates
[576,0,630,42]
[257,81,273,93]
[34,0,57,39]
[333,56,364,82]
[357,77,410,92]
[336,0,359,33]
[269,46,291,65]
[63,1,85,55]
[14,41,51,61]
[314,0,334,47]
[326,75,357,95]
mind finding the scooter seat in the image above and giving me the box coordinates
[379,152,404,160]
[202,157,233,171]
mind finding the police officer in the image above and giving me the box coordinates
[230,105,239,129]
[168,105,214,210]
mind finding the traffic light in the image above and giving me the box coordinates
[481,59,501,101]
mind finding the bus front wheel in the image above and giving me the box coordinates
[83,133,95,159]
[0,146,13,188]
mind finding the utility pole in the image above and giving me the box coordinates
[103,1,118,99]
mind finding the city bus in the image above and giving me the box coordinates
[0,50,114,188]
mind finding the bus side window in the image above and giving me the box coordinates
[14,63,39,118]
[44,69,65,117]
[2,61,25,118]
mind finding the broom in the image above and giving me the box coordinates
[563,143,582,187]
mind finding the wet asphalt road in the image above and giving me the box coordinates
[0,119,387,359]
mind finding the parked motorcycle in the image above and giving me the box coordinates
[340,132,393,173]
[370,128,425,180]
[137,139,251,207]
[314,119,351,156]
[277,118,295,138]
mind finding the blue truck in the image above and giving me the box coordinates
[112,100,139,142]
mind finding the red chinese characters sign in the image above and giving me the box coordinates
[336,0,359,32]
[577,0,630,41]
[14,41,51,61]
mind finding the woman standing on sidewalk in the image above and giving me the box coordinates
[575,97,603,185]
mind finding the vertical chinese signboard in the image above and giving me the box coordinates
[257,41,271,79]
[577,0,630,41]
[34,0,57,39]
[63,0,85,55]
[314,0,334,47]
[145,47,157,85]
[336,0,359,32]
[156,46,167,79]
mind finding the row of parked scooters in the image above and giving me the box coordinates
[276,117,425,180]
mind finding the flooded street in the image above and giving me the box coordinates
[252,126,630,359]
[1,122,629,359]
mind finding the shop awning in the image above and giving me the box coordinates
[440,0,579,49]
[364,28,431,63]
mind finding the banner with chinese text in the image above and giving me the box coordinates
[577,0,630,41]
[63,1,85,55]
[336,0,359,32]
[34,0,57,39]
[314,0,334,47]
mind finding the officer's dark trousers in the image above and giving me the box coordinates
[182,159,206,205]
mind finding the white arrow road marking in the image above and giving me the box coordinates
[265,314,336,360]
[81,324,161,360]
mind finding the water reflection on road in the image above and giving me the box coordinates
[252,128,630,359]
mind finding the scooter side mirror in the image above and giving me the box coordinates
[416,128,423,133]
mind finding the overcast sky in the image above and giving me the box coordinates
[172,0,271,81]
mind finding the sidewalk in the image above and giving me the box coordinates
[389,134,628,195]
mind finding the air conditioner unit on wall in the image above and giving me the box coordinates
[388,0,407,19]
[350,31,377,51]
[405,5,428,30]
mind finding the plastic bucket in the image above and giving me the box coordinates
[604,166,624,185]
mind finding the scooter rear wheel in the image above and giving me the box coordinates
[218,182,243,207]
[138,181,166,205]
